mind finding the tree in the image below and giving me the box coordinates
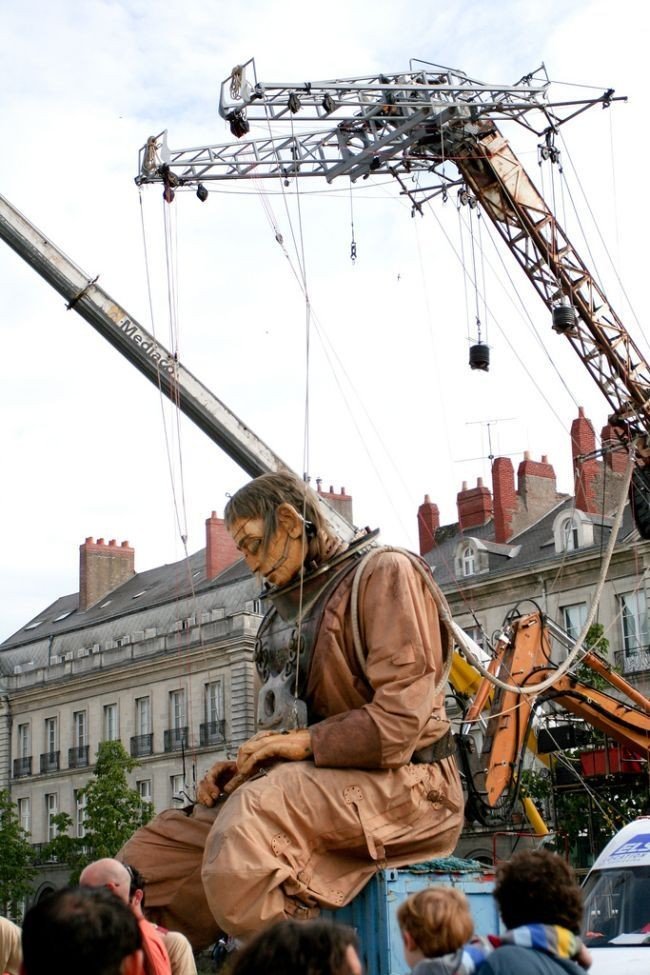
[43,740,153,883]
[0,789,35,917]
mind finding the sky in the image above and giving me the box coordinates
[0,0,648,641]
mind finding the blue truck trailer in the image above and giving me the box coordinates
[329,861,499,975]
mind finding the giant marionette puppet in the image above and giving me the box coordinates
[120,472,463,944]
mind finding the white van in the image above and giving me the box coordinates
[581,818,650,974]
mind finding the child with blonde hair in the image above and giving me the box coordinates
[398,887,474,975]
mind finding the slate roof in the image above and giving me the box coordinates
[0,547,259,676]
[425,498,637,588]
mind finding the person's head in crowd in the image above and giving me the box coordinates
[493,849,583,933]
[79,857,132,904]
[123,862,148,918]
[21,886,143,975]
[397,886,474,967]
[229,918,362,975]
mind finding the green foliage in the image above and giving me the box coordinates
[0,789,35,917]
[521,762,649,868]
[42,812,85,880]
[42,741,153,883]
[574,623,611,693]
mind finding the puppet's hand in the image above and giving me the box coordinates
[235,729,313,778]
[195,761,239,806]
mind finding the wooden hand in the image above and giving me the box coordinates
[235,729,313,778]
[195,760,239,806]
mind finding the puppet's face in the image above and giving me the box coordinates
[229,505,305,588]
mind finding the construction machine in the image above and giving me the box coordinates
[137,59,650,536]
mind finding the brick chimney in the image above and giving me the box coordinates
[517,452,557,505]
[457,478,493,531]
[418,494,440,556]
[316,480,354,525]
[206,511,241,579]
[601,422,628,474]
[79,538,135,611]
[492,457,516,543]
[571,407,599,512]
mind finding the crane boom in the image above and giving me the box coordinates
[454,128,650,449]
[0,193,354,538]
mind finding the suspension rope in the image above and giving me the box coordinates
[253,103,315,725]
[433,198,576,429]
[349,183,357,263]
[457,201,472,347]
[160,199,191,550]
[558,128,647,355]
[138,190,207,781]
[467,204,482,342]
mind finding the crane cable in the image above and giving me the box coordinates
[138,189,205,785]
[427,195,576,430]
[138,189,192,556]
[161,195,192,551]
[256,100,314,727]
[557,126,647,354]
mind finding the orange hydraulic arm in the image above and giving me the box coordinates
[466,613,650,808]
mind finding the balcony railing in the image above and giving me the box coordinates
[40,751,60,774]
[13,756,32,778]
[68,745,90,769]
[130,734,154,758]
[615,647,650,675]
[200,720,226,747]
[163,727,189,753]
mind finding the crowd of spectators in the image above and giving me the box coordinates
[3,849,591,975]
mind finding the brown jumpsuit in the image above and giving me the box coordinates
[120,550,463,944]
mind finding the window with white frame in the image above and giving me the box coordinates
[461,544,476,577]
[561,516,579,552]
[137,779,152,804]
[562,603,588,642]
[135,697,151,737]
[205,681,223,725]
[17,723,30,759]
[44,717,58,754]
[103,703,119,741]
[553,509,594,554]
[620,590,649,656]
[73,711,87,748]
[169,690,185,730]
[74,789,87,838]
[17,797,30,834]
[45,793,58,841]
[170,774,185,803]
